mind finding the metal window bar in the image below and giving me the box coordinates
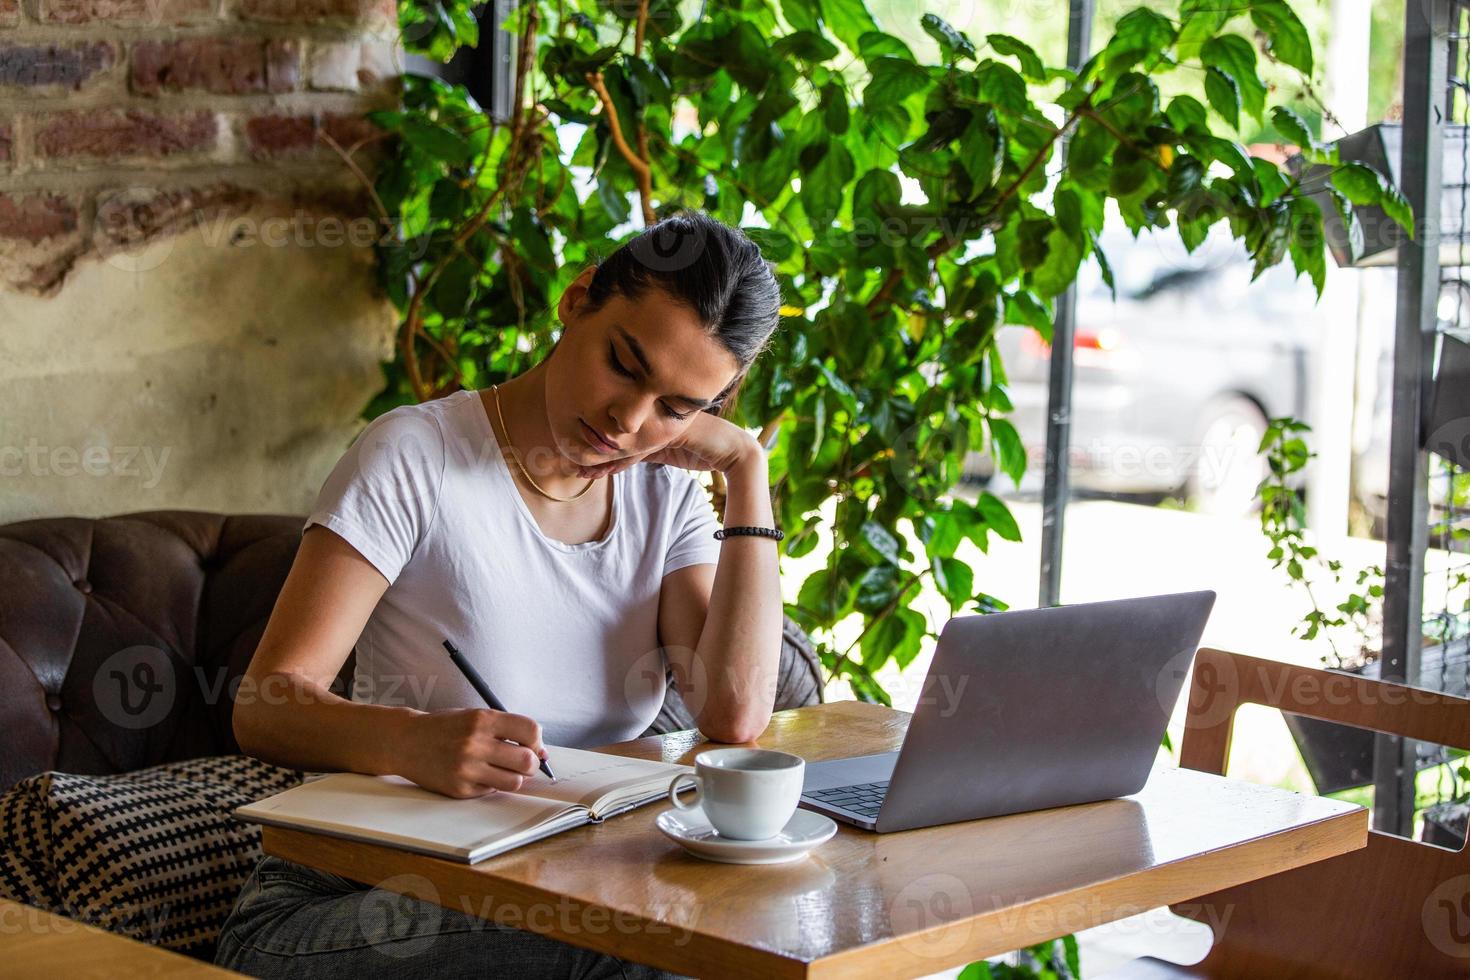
[1378,0,1466,837]
[1037,0,1095,608]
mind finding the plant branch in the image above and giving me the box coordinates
[316,129,392,231]
[586,70,657,225]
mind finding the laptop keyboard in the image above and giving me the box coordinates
[805,780,890,818]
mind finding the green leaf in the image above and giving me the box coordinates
[430,254,477,318]
[820,0,880,52]
[1250,0,1314,74]
[746,227,797,262]
[1090,230,1116,298]
[934,555,975,611]
[797,567,852,622]
[974,61,1028,114]
[1166,154,1206,201]
[801,140,855,229]
[987,417,1027,484]
[1332,163,1412,234]
[855,563,902,613]
[977,490,1022,541]
[986,33,1044,81]
[1331,163,1385,204]
[1063,934,1082,977]
[1166,95,1209,133]
[864,56,930,105]
[1176,0,1232,61]
[626,56,671,108]
[958,109,1005,190]
[1203,66,1241,130]
[1111,8,1177,64]
[861,606,925,670]
[401,118,473,165]
[821,81,850,134]
[596,175,631,224]
[1201,34,1266,121]
[922,13,977,62]
[773,30,839,63]
[857,30,915,62]
[781,0,821,33]
[1003,290,1052,336]
[853,167,901,218]
[1270,105,1314,150]
[1288,195,1327,295]
[1032,226,1082,297]
[509,207,555,271]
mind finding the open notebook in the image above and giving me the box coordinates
[233,745,692,864]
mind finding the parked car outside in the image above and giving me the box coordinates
[966,224,1317,516]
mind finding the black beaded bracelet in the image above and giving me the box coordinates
[713,525,785,541]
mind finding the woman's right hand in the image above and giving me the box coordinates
[396,708,548,798]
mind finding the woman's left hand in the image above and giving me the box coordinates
[575,412,761,480]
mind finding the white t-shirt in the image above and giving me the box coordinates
[303,388,723,747]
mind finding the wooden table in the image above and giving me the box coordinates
[262,702,1367,979]
[0,897,241,977]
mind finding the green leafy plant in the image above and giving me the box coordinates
[960,935,1081,979]
[352,0,1411,707]
[1256,416,1384,668]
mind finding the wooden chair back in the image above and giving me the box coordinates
[1149,647,1470,978]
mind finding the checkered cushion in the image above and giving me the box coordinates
[0,755,304,959]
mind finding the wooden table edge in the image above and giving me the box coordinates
[804,802,1369,979]
[0,896,242,977]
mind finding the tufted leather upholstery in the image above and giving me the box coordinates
[0,510,823,793]
[0,512,341,793]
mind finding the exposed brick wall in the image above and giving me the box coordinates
[0,0,399,294]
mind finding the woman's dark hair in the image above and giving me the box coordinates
[579,210,781,419]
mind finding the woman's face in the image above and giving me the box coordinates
[545,269,741,466]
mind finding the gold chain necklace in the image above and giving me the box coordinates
[492,384,597,502]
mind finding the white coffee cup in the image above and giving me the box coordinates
[667,748,805,840]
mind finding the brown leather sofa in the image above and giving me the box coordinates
[0,509,823,793]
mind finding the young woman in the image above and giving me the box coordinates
[215,211,785,978]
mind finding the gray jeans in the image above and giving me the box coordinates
[215,855,691,979]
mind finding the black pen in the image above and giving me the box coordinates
[442,639,556,782]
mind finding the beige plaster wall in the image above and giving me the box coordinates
[0,206,395,522]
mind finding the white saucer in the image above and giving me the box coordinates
[655,806,837,864]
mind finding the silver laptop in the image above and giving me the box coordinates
[799,590,1216,832]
